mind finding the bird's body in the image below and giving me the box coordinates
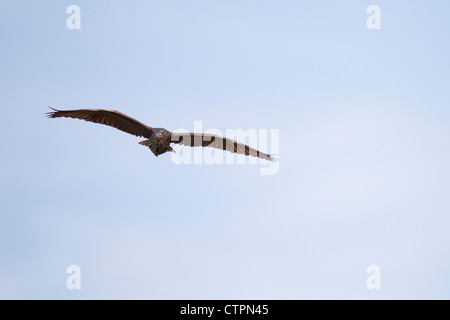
[139,128,173,156]
[46,108,276,162]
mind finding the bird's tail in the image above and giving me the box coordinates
[138,140,151,147]
[138,140,176,153]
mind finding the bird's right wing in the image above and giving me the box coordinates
[46,108,155,138]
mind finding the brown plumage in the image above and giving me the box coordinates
[46,108,276,162]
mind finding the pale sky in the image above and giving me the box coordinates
[1,1,449,299]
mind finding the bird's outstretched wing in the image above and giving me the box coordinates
[171,133,276,162]
[46,108,155,138]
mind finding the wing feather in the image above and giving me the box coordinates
[46,108,155,138]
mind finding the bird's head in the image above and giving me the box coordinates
[155,128,169,140]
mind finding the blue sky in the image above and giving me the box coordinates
[1,1,449,299]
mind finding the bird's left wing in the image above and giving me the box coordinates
[171,133,276,162]
[46,108,155,138]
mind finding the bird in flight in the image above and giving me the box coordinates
[46,108,276,162]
